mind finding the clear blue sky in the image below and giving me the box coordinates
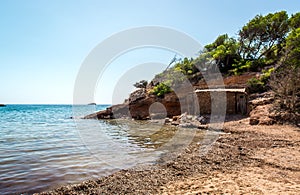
[0,0,299,104]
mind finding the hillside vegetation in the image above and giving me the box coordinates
[140,11,300,115]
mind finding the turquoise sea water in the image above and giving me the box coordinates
[0,104,172,194]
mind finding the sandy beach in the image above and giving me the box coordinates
[37,116,300,194]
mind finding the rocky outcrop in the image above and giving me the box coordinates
[248,92,300,126]
[248,92,276,125]
[249,104,274,125]
[129,89,147,103]
[135,93,183,119]
[84,89,181,120]
[0,104,6,107]
[250,104,300,126]
[84,104,129,119]
[268,110,300,126]
[84,71,261,121]
[84,107,113,119]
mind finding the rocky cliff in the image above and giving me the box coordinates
[84,89,182,120]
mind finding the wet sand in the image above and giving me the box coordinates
[38,117,300,194]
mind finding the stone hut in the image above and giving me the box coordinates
[188,88,248,115]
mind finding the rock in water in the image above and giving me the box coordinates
[0,104,6,107]
[84,104,130,119]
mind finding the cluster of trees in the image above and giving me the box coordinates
[270,27,300,113]
[198,11,300,75]
[134,11,300,112]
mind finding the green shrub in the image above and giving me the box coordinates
[150,83,171,97]
[247,77,265,93]
[232,60,252,75]
[261,67,275,83]
[173,57,197,75]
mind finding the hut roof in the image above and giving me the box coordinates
[195,88,246,93]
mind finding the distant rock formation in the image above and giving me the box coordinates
[0,104,6,107]
[88,103,96,105]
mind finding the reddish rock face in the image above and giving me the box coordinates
[129,96,154,119]
[162,93,182,116]
[128,92,181,120]
[84,91,182,120]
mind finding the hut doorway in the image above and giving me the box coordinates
[236,94,247,114]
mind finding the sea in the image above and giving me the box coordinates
[0,104,185,194]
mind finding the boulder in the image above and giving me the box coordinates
[249,104,274,125]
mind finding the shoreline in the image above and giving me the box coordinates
[37,117,300,194]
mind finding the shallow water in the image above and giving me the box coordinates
[0,105,198,194]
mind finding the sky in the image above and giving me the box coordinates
[0,0,299,104]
